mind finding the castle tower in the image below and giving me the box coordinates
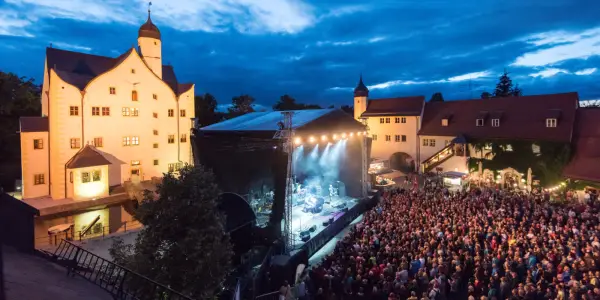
[353,75,369,120]
[137,5,162,78]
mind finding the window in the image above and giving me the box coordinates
[131,108,139,117]
[180,109,186,117]
[505,144,513,152]
[385,117,390,123]
[70,138,81,149]
[401,117,406,123]
[33,139,43,149]
[131,136,139,145]
[491,119,500,127]
[168,163,176,172]
[153,112,158,118]
[132,90,138,101]
[70,106,79,116]
[81,172,90,183]
[441,119,449,126]
[394,135,400,142]
[385,135,391,142]
[395,117,400,123]
[423,139,429,146]
[92,107,100,116]
[476,119,484,126]
[93,137,103,147]
[92,170,101,181]
[546,118,557,128]
[153,130,158,135]
[123,136,131,146]
[122,107,130,116]
[152,94,157,100]
[168,135,175,144]
[109,87,116,95]
[401,135,406,142]
[532,144,541,155]
[131,68,135,74]
[180,134,187,143]
[153,143,158,148]
[380,118,384,124]
[372,135,377,141]
[430,139,436,147]
[484,143,492,150]
[70,172,73,183]
[131,160,141,166]
[153,159,159,166]
[102,107,110,116]
[168,109,174,117]
[34,174,45,185]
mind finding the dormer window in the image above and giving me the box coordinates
[476,119,484,126]
[491,119,500,127]
[546,118,557,127]
[441,119,449,127]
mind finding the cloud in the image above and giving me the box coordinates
[368,36,386,43]
[0,9,34,37]
[447,71,491,82]
[575,68,597,75]
[52,41,91,52]
[529,68,568,78]
[329,71,492,91]
[512,27,600,67]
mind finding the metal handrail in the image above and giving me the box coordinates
[52,239,193,300]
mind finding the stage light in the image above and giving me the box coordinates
[363,131,367,135]
[309,136,316,143]
[321,135,327,141]
[349,132,354,137]
[341,133,347,139]
[294,137,302,145]
[333,134,338,140]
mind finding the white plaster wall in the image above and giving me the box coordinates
[419,135,455,162]
[177,87,196,165]
[71,165,109,201]
[138,37,162,78]
[367,116,420,162]
[20,131,49,199]
[353,96,367,120]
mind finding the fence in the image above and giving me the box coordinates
[35,220,143,249]
[49,239,193,300]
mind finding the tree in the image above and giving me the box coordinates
[272,94,322,111]
[512,84,523,97]
[110,165,233,299]
[194,93,218,127]
[481,92,492,99]
[228,94,255,116]
[429,92,444,102]
[493,70,513,97]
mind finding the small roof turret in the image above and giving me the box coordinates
[138,4,161,40]
[354,74,369,97]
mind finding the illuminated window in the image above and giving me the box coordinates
[180,109,186,117]
[153,112,158,118]
[109,87,116,95]
[102,107,110,116]
[131,160,141,166]
[153,130,158,135]
[131,136,139,145]
[81,172,90,183]
[153,143,158,148]
[429,139,436,147]
[441,119,449,126]
[372,134,377,141]
[401,117,406,123]
[123,136,131,146]
[180,134,187,143]
[92,170,101,181]
[122,107,130,116]
[491,119,500,127]
[546,118,557,128]
[168,135,175,144]
[70,106,79,116]
[168,109,174,117]
[92,107,100,116]
[423,139,429,146]
[168,163,176,172]
[153,159,159,166]
[152,94,158,100]
[385,135,391,141]
[33,139,43,149]
[476,119,484,126]
[484,143,492,150]
[131,108,139,117]
[34,174,45,185]
[70,138,81,149]
[132,90,138,101]
[93,137,103,147]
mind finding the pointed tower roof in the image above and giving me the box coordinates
[354,74,369,97]
[138,4,161,40]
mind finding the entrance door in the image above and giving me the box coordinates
[131,168,141,183]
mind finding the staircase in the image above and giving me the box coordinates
[421,143,456,173]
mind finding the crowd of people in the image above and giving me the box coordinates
[298,178,600,300]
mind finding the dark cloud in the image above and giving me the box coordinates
[0,0,599,109]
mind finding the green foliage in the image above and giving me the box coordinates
[110,165,233,299]
[194,93,218,126]
[429,92,444,102]
[228,94,255,116]
[480,70,523,99]
[468,140,571,186]
[272,94,321,111]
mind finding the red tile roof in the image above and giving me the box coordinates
[419,92,579,142]
[65,145,112,169]
[361,96,425,117]
[562,108,600,182]
[20,117,48,132]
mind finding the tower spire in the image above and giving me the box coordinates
[354,73,369,97]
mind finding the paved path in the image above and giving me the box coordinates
[3,246,112,300]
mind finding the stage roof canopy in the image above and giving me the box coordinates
[200,109,365,134]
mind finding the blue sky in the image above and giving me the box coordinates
[0,0,599,110]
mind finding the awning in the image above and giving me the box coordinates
[443,171,467,178]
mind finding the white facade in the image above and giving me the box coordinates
[20,16,195,201]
